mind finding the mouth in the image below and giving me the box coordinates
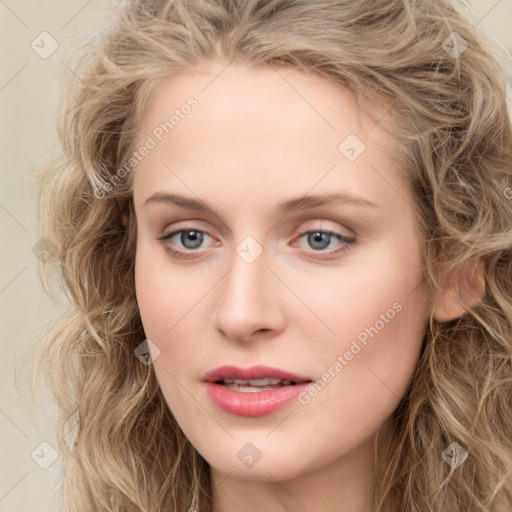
[202,364,312,388]
[202,364,314,410]
[213,377,304,393]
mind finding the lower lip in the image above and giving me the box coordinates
[204,382,312,417]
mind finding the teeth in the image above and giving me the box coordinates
[223,383,290,392]
[221,378,293,386]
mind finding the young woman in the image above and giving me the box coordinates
[28,1,512,510]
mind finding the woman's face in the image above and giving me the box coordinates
[133,60,431,482]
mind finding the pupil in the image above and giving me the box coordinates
[181,230,203,249]
[308,231,330,250]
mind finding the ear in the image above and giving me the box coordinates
[433,258,485,322]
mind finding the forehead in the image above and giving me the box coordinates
[136,60,391,147]
[131,61,406,212]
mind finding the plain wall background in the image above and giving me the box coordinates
[1,1,511,510]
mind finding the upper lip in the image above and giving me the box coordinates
[202,365,312,384]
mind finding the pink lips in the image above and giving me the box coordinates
[202,364,312,384]
[202,365,313,417]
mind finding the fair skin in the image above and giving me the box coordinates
[132,59,434,512]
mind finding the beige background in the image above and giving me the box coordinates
[1,1,511,510]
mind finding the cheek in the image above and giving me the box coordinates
[300,238,428,396]
[134,242,203,339]
[135,248,165,337]
[303,239,425,338]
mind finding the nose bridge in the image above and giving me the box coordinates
[222,240,269,315]
[214,236,282,341]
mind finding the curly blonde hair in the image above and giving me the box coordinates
[23,0,512,510]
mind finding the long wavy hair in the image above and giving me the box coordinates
[21,0,512,510]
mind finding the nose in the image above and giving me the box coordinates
[213,243,286,343]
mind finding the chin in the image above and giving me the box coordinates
[202,441,319,482]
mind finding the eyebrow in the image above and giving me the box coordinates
[143,191,379,215]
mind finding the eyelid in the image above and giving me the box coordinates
[158,227,218,247]
[294,227,355,244]
[159,220,220,239]
[290,219,355,240]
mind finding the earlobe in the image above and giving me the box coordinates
[432,258,485,322]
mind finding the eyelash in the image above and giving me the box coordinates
[156,226,356,260]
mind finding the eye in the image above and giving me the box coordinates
[293,229,356,256]
[157,228,215,258]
